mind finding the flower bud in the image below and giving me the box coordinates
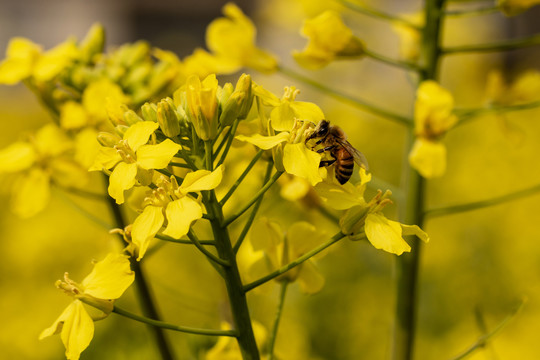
[97,132,121,147]
[79,23,105,64]
[219,74,254,127]
[157,98,180,137]
[339,204,369,240]
[185,74,219,141]
[141,102,158,122]
[123,109,143,125]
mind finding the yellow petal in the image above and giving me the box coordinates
[11,169,50,218]
[415,81,457,136]
[365,213,411,255]
[282,143,322,186]
[179,165,223,193]
[0,38,41,84]
[123,121,159,152]
[297,261,325,294]
[136,139,180,169]
[132,205,165,260]
[34,123,73,156]
[235,132,289,150]
[250,218,283,252]
[0,141,35,172]
[108,162,137,204]
[60,101,89,129]
[279,175,310,201]
[290,101,325,124]
[314,181,365,210]
[81,253,135,299]
[162,197,203,239]
[286,221,326,256]
[33,39,79,82]
[75,128,101,169]
[89,147,122,171]
[401,224,429,243]
[270,103,296,132]
[82,79,129,121]
[408,138,446,178]
[40,300,94,360]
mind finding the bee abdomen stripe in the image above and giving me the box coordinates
[338,168,353,176]
[341,162,354,169]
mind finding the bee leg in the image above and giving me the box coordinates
[316,145,336,153]
[319,159,336,167]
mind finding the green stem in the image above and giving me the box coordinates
[112,306,237,337]
[155,233,215,245]
[203,136,259,359]
[220,150,264,205]
[363,48,422,72]
[442,33,540,54]
[103,176,175,360]
[455,100,540,126]
[278,66,412,127]
[222,171,283,227]
[336,0,422,30]
[187,229,230,267]
[444,5,499,17]
[233,160,274,254]
[448,300,525,360]
[394,1,445,360]
[169,162,191,169]
[206,190,260,359]
[214,126,232,158]
[315,205,340,225]
[244,232,345,292]
[216,119,240,168]
[268,281,289,360]
[424,182,540,218]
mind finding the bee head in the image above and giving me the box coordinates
[306,119,330,142]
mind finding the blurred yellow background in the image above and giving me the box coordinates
[1,0,540,359]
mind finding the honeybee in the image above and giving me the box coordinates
[305,120,369,184]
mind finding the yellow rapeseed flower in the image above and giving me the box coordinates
[205,3,278,73]
[39,253,135,360]
[90,120,181,204]
[293,10,364,69]
[409,80,458,178]
[130,166,224,260]
[245,219,327,293]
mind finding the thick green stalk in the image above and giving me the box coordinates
[206,191,261,360]
[204,138,260,359]
[393,1,445,360]
[104,177,175,360]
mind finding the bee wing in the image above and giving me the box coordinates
[338,139,369,171]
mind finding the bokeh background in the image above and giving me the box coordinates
[1,0,540,359]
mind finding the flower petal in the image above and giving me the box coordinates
[108,162,137,204]
[314,181,365,210]
[401,224,429,243]
[81,253,135,299]
[40,300,94,360]
[162,197,203,239]
[283,143,322,186]
[250,218,282,252]
[297,261,325,294]
[89,147,122,171]
[270,103,296,132]
[0,141,36,172]
[123,121,159,152]
[408,138,446,178]
[132,205,165,261]
[11,169,50,218]
[286,221,326,256]
[365,213,411,255]
[179,165,223,193]
[136,139,181,169]
[235,132,289,150]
